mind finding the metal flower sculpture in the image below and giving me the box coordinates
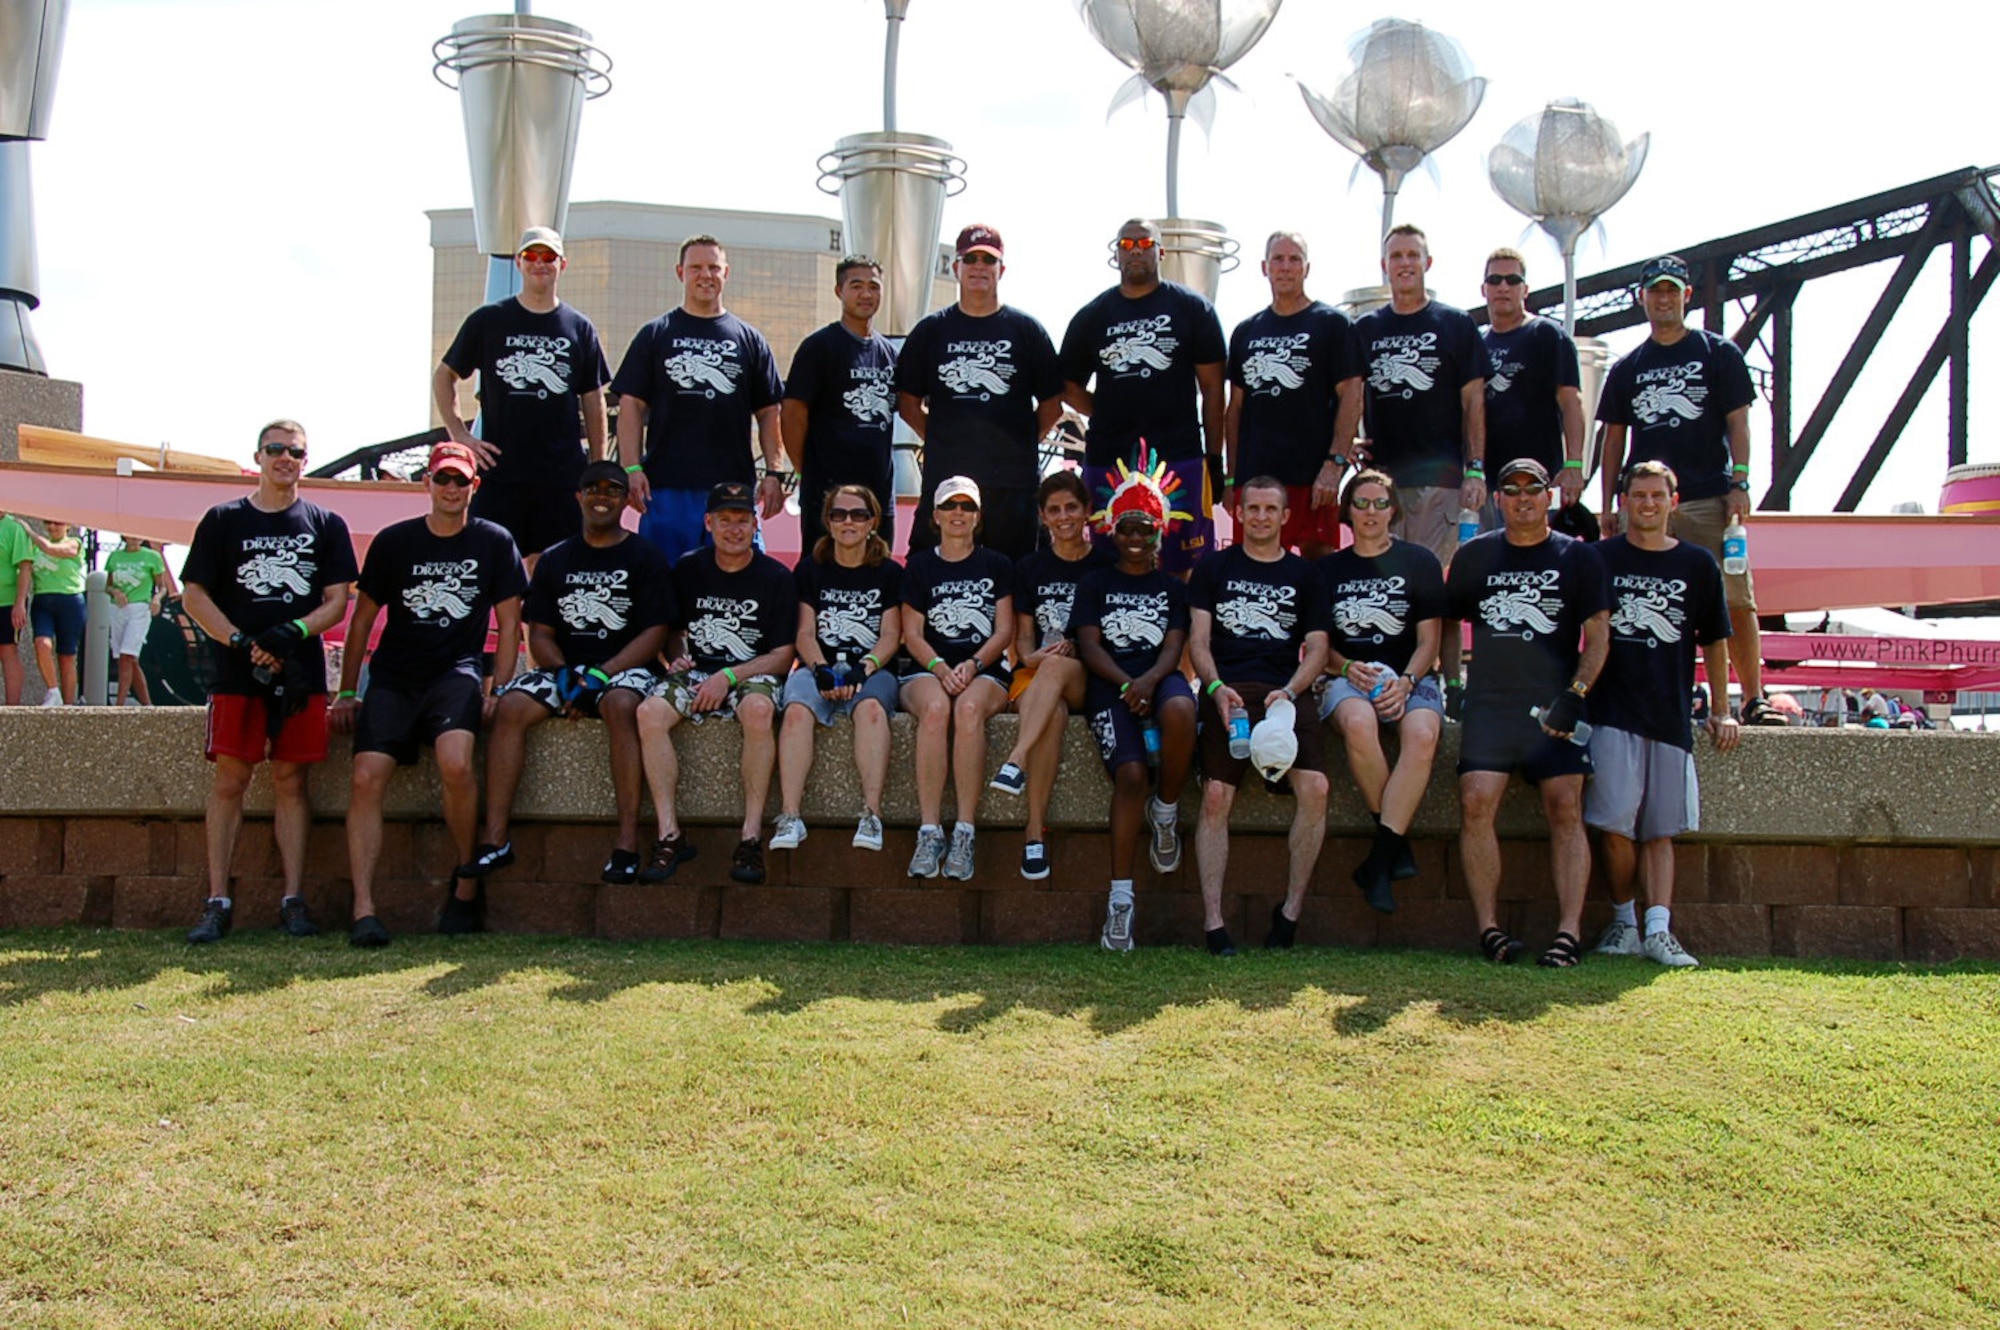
[1076,0,1284,218]
[1488,98,1649,333]
[1295,18,1485,238]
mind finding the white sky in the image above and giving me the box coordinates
[28,0,1999,512]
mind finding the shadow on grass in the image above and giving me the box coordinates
[0,928,1990,1038]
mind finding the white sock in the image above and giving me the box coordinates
[211,896,232,911]
[1644,905,1671,937]
[1109,880,1135,908]
[920,823,942,837]
[1612,900,1638,927]
[954,821,976,838]
[1148,796,1176,825]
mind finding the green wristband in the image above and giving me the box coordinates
[1204,679,1224,696]
[926,657,944,673]
[1561,459,1584,470]
[1119,680,1132,695]
[335,689,357,700]
[585,667,609,685]
[863,653,882,670]
[722,666,739,687]
[292,617,310,638]
[623,463,643,474]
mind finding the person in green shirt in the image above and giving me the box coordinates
[27,518,86,705]
[104,534,171,706]
[0,514,33,705]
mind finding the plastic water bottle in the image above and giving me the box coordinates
[1529,705,1592,747]
[1722,517,1749,576]
[1457,507,1480,544]
[833,651,851,686]
[1365,662,1392,701]
[1227,704,1251,759]
[1143,719,1162,767]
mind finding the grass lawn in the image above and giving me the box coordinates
[1,930,1995,1329]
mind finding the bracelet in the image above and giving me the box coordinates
[292,617,310,638]
[926,656,944,673]
[1732,463,1750,474]
[722,666,740,687]
[1465,460,1485,474]
[1561,459,1584,470]
[622,463,643,474]
[1568,680,1590,697]
[585,667,609,685]
[1119,680,1132,696]
[1204,679,1224,696]
[335,689,357,700]
[863,653,882,671]
[1339,660,1352,680]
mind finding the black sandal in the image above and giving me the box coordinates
[1480,927,1525,964]
[1537,931,1583,968]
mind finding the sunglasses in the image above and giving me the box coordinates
[937,499,979,512]
[1117,523,1160,537]
[1117,236,1159,251]
[1349,496,1394,512]
[1484,273,1527,286]
[519,249,560,264]
[958,252,1000,266]
[827,507,873,523]
[429,470,474,487]
[1500,483,1549,497]
[260,443,307,460]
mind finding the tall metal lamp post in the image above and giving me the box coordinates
[0,0,70,374]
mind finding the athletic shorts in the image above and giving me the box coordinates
[1085,672,1194,775]
[470,479,580,559]
[1319,673,1445,722]
[780,664,900,726]
[205,693,330,765]
[1083,458,1215,574]
[1199,679,1324,787]
[1584,725,1699,841]
[498,665,658,718]
[30,592,85,655]
[111,601,154,658]
[648,667,781,722]
[353,672,485,765]
[1281,485,1345,551]
[1668,496,1757,612]
[1395,484,1463,567]
[1458,702,1592,782]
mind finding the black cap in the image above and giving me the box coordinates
[578,459,629,491]
[1639,254,1692,290]
[707,481,757,513]
[1497,457,1551,486]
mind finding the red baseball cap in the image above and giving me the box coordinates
[955,224,1004,259]
[428,441,478,479]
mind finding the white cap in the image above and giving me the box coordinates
[1250,695,1299,783]
[933,475,982,508]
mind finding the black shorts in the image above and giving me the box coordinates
[354,672,485,765]
[907,485,1039,561]
[471,478,581,558]
[1198,680,1325,786]
[1458,702,1592,783]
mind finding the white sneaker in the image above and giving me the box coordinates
[943,824,975,880]
[1643,930,1700,968]
[768,814,807,851]
[908,826,945,879]
[853,810,884,852]
[1594,919,1642,956]
[1100,900,1135,952]
[1147,802,1182,874]
[40,688,61,707]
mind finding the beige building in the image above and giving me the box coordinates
[428,200,954,429]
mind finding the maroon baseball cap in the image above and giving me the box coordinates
[428,441,478,478]
[955,224,1004,259]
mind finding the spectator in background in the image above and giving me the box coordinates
[0,512,37,704]
[25,518,85,706]
[104,533,172,706]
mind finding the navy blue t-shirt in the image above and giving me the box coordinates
[786,321,897,492]
[903,545,1015,667]
[1352,300,1485,489]
[1482,317,1580,478]
[1594,536,1731,750]
[794,554,902,664]
[1014,542,1114,647]
[610,309,784,491]
[1070,564,1190,679]
[1318,538,1447,678]
[1597,329,1756,502]
[895,304,1061,493]
[524,533,678,671]
[1228,302,1358,487]
[1061,282,1227,465]
[673,547,798,673]
[357,516,527,689]
[1446,530,1610,709]
[183,497,359,696]
[443,298,611,485]
[1187,545,1330,687]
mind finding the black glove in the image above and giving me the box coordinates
[566,665,610,705]
[1542,689,1585,735]
[253,620,306,659]
[814,662,848,692]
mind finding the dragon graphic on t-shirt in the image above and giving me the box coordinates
[938,353,1014,399]
[1335,592,1407,641]
[842,379,894,422]
[403,579,476,624]
[1100,605,1166,652]
[927,580,995,641]
[495,346,571,398]
[1239,348,1309,394]
[236,551,314,599]
[689,613,757,662]
[1216,594,1294,640]
[1630,361,1707,429]
[1479,587,1559,637]
[1100,317,1179,376]
[1368,346,1438,396]
[1609,577,1689,648]
[664,343,742,397]
[558,584,629,634]
[817,601,875,649]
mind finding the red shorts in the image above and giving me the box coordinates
[205,693,330,765]
[1281,485,1346,551]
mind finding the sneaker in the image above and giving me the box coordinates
[438,883,484,935]
[1742,695,1788,727]
[277,895,318,937]
[601,848,641,885]
[853,810,884,852]
[186,898,232,945]
[769,813,808,851]
[1642,930,1700,968]
[1147,805,1182,874]
[908,826,945,879]
[1100,900,1136,953]
[730,836,767,885]
[989,762,1026,796]
[1444,679,1465,721]
[1353,854,1397,915]
[1206,926,1237,958]
[458,841,515,877]
[944,824,976,881]
[1594,919,1643,956]
[1265,902,1299,951]
[349,915,391,948]
[639,831,696,883]
[40,687,61,707]
[1020,839,1051,881]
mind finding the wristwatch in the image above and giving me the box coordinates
[1730,479,1751,492]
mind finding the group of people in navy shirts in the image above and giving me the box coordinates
[177,219,1757,971]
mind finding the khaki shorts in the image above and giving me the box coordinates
[1395,485,1462,565]
[1663,496,1756,612]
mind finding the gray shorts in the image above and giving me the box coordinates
[1319,673,1445,723]
[781,664,900,726]
[1584,725,1699,841]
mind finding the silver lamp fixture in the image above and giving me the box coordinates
[1295,18,1485,243]
[1075,0,1286,302]
[0,0,70,374]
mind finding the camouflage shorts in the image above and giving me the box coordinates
[647,668,781,722]
[500,666,660,717]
